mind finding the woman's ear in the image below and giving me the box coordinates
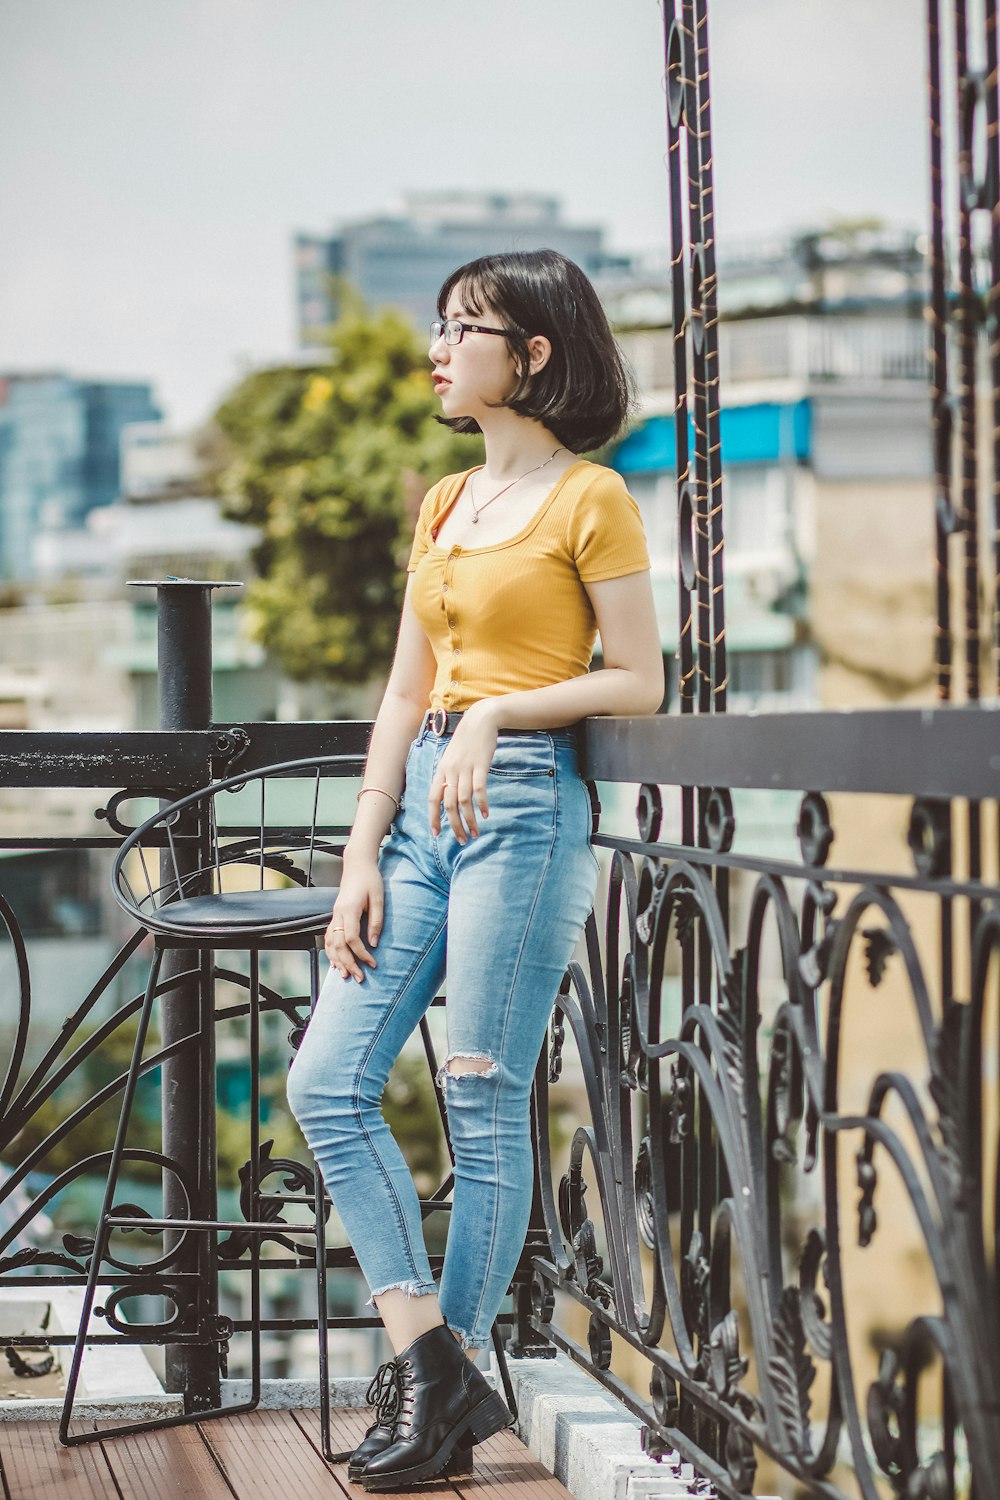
[526,334,553,375]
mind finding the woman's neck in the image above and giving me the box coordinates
[477,410,570,480]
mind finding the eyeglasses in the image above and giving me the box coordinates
[429,318,513,346]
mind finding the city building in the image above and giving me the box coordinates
[586,228,936,897]
[294,190,632,346]
[605,226,932,719]
[599,223,927,329]
[0,373,161,582]
[3,420,278,743]
[34,423,260,592]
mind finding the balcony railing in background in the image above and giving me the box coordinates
[619,315,931,401]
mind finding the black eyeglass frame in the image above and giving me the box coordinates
[429,318,514,346]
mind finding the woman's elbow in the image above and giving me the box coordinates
[630,659,666,715]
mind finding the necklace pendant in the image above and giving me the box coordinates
[471,513,479,524]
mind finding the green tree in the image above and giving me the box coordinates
[209,291,482,684]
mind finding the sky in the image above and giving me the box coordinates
[0,0,927,429]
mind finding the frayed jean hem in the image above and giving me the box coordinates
[444,1321,487,1352]
[364,1278,438,1311]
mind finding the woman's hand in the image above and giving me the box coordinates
[326,856,384,981]
[428,701,499,842]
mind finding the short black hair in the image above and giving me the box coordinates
[435,249,637,453]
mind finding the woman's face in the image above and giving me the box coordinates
[429,289,519,422]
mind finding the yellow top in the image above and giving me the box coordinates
[407,459,651,713]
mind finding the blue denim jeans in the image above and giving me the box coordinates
[286,719,599,1350]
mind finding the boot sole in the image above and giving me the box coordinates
[348,1444,473,1483]
[359,1390,513,1491]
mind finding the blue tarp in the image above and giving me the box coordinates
[614,399,811,473]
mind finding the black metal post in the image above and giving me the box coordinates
[132,579,238,1409]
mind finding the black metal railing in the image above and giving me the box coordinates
[2,1,999,1495]
[532,712,1000,1499]
[3,620,999,1496]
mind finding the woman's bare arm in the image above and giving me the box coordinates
[343,574,437,868]
[326,578,435,981]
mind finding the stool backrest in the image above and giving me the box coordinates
[111,754,363,938]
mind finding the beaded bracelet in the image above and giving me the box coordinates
[356,785,401,815]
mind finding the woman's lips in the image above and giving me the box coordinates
[433,376,451,391]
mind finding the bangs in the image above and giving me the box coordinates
[437,267,518,328]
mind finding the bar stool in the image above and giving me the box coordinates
[58,753,519,1457]
[58,754,356,1455]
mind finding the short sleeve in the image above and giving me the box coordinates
[406,480,444,572]
[568,469,651,581]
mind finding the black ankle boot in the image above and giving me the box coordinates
[359,1322,513,1491]
[343,1356,474,1481]
[350,1429,474,1481]
[344,1358,399,1478]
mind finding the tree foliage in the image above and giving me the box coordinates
[209,293,482,684]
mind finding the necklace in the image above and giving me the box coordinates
[469,446,567,523]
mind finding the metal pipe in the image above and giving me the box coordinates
[133,579,237,1409]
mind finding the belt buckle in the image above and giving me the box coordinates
[430,707,448,736]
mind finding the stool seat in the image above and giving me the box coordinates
[157,885,340,931]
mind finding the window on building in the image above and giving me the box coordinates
[624,463,794,574]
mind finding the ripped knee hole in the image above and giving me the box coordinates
[436,1051,498,1086]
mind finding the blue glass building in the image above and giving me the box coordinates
[0,373,161,581]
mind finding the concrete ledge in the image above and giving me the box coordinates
[499,1352,717,1500]
[0,1286,176,1423]
[0,1393,184,1423]
[0,1377,375,1424]
[219,1376,383,1409]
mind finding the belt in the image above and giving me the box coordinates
[422,708,571,738]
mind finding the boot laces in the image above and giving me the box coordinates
[395,1356,417,1431]
[365,1357,402,1427]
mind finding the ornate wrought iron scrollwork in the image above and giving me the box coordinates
[218,1139,323,1261]
[768,1286,816,1458]
[96,787,185,838]
[549,983,568,1083]
[213,726,251,775]
[927,996,969,1202]
[908,798,951,878]
[796,792,834,867]
[97,1280,191,1338]
[528,825,1000,1493]
[699,788,735,853]
[636,783,663,842]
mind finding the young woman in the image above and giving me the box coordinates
[286,248,663,1491]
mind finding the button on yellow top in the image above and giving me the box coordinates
[407,461,650,715]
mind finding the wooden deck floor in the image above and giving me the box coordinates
[0,1407,573,1500]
